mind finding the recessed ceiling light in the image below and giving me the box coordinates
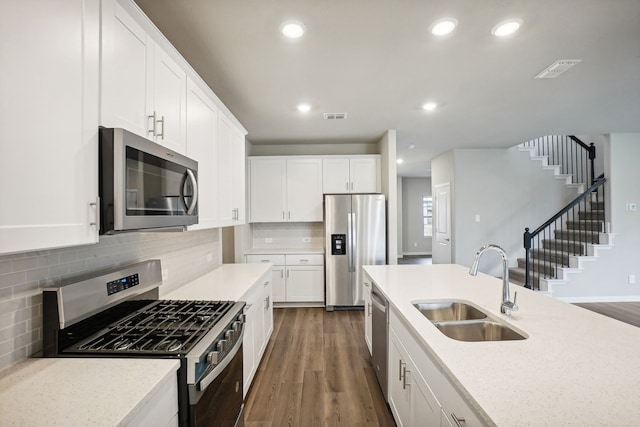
[281,21,306,39]
[491,19,522,37]
[297,103,311,113]
[422,102,438,111]
[397,158,404,164]
[430,18,458,36]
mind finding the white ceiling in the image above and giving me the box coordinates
[134,0,640,177]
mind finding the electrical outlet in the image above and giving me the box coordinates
[265,238,273,243]
[475,214,481,222]
[627,203,638,212]
[162,269,169,281]
[630,274,636,284]
[206,253,213,263]
[414,242,418,247]
[302,237,311,243]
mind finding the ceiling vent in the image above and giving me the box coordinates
[323,112,348,120]
[534,60,582,79]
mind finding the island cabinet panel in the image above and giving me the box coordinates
[0,0,100,255]
[388,307,484,427]
[364,279,373,355]
[389,328,441,427]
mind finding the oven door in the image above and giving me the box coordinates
[188,330,244,427]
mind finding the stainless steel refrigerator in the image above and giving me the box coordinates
[325,194,386,310]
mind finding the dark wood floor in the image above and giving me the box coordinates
[574,302,640,327]
[243,307,396,427]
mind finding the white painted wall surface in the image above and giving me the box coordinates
[379,131,398,265]
[397,179,403,259]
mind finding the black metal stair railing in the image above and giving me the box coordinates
[520,135,596,185]
[523,175,606,290]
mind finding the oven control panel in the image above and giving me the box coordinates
[106,273,140,296]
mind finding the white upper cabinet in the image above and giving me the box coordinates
[249,158,323,223]
[100,0,187,154]
[217,113,246,226]
[0,0,100,254]
[186,78,218,230]
[322,156,381,194]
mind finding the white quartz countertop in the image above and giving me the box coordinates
[244,247,324,255]
[0,358,179,427]
[364,264,640,427]
[164,263,272,301]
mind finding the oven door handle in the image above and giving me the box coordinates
[197,326,244,392]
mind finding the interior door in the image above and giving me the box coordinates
[434,182,452,264]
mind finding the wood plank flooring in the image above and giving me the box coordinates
[243,308,396,427]
[574,302,640,327]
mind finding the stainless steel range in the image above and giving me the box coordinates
[42,260,245,427]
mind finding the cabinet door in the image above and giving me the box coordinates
[388,333,411,426]
[286,266,324,302]
[440,376,483,427]
[260,279,273,357]
[242,295,257,397]
[322,158,350,193]
[364,280,373,355]
[249,159,286,223]
[230,124,246,224]
[286,158,323,221]
[350,157,379,193]
[151,44,187,154]
[0,0,100,254]
[271,266,286,302]
[186,78,218,230]
[100,0,152,138]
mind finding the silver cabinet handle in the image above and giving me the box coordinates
[288,211,291,220]
[280,270,284,278]
[402,366,410,390]
[286,269,289,278]
[451,413,466,427]
[346,182,349,191]
[157,115,165,139]
[148,111,157,136]
[398,359,405,381]
[184,169,198,215]
[89,197,100,231]
[261,259,270,263]
[367,302,371,316]
[282,211,285,220]
[350,181,354,191]
[299,259,309,262]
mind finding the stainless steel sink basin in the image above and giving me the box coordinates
[435,320,527,342]
[412,300,488,322]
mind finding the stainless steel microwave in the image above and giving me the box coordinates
[99,127,198,234]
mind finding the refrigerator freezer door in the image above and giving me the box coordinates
[352,194,386,305]
[324,195,352,310]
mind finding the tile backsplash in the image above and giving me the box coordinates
[251,222,324,249]
[0,228,221,372]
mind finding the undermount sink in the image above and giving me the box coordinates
[413,300,488,322]
[435,320,527,342]
[412,300,527,342]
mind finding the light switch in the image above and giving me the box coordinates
[475,214,481,222]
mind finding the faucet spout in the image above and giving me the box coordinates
[469,244,518,315]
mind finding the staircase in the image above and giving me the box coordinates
[509,136,614,294]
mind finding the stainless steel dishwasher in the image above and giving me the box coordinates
[371,285,389,401]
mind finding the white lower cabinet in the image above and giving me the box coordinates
[388,308,485,427]
[125,372,179,427]
[241,270,273,397]
[389,328,441,427]
[364,280,373,355]
[245,253,324,303]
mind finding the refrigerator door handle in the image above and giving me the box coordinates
[347,212,354,272]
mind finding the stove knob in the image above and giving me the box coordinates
[207,351,220,365]
[232,321,242,333]
[225,329,234,341]
[217,340,228,352]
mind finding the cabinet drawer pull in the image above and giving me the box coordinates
[398,359,405,381]
[148,111,157,136]
[157,115,165,139]
[367,302,371,317]
[451,413,466,427]
[260,260,270,263]
[299,259,309,262]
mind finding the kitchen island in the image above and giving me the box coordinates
[364,264,640,427]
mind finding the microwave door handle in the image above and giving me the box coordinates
[183,169,198,215]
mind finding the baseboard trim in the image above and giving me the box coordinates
[557,295,640,303]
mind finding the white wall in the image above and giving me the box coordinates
[554,133,640,301]
[402,177,432,255]
[0,229,222,371]
[432,147,577,276]
[379,130,398,265]
[397,179,403,259]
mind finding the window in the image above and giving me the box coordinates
[423,196,433,237]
